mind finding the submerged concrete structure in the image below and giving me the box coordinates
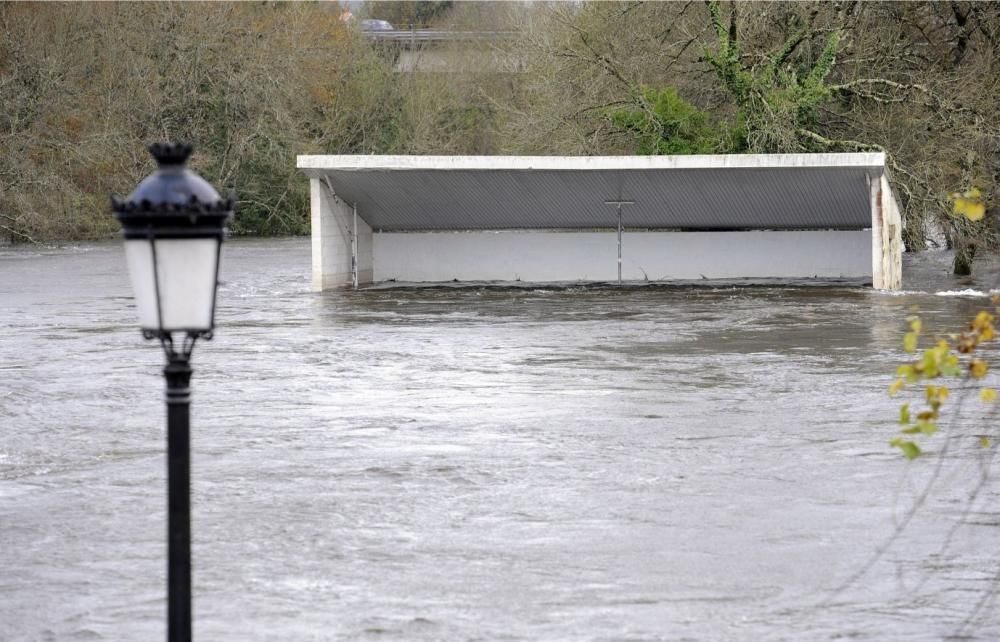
[297,154,902,290]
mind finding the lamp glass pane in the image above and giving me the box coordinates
[153,238,219,332]
[123,239,160,329]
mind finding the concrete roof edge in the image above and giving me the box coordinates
[296,153,886,172]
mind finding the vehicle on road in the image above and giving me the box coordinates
[360,19,394,31]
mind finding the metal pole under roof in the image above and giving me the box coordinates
[605,201,634,286]
[352,203,359,290]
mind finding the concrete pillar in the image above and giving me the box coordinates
[870,171,903,290]
[310,178,373,291]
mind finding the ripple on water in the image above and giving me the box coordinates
[2,240,1000,641]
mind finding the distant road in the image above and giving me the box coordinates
[362,29,515,46]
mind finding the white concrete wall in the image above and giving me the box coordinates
[310,179,373,290]
[371,230,872,283]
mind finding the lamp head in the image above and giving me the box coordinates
[112,143,233,340]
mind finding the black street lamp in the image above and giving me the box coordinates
[112,143,233,642]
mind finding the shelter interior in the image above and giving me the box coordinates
[297,154,902,290]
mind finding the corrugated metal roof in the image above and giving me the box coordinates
[297,155,882,231]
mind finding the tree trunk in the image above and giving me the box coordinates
[953,241,976,276]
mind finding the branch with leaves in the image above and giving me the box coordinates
[888,190,995,458]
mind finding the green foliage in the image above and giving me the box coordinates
[889,438,922,460]
[609,86,745,155]
[704,1,752,108]
[703,0,842,152]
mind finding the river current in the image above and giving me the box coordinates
[2,238,999,641]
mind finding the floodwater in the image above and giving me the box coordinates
[2,238,1000,641]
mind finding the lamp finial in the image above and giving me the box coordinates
[148,142,193,167]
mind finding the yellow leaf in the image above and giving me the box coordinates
[889,379,905,396]
[970,359,989,378]
[972,311,995,331]
[951,187,987,221]
[981,388,997,402]
[909,317,922,334]
[922,385,948,404]
[981,436,992,448]
[903,332,918,353]
[954,198,986,221]
[921,350,940,377]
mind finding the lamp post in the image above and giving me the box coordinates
[112,143,233,642]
